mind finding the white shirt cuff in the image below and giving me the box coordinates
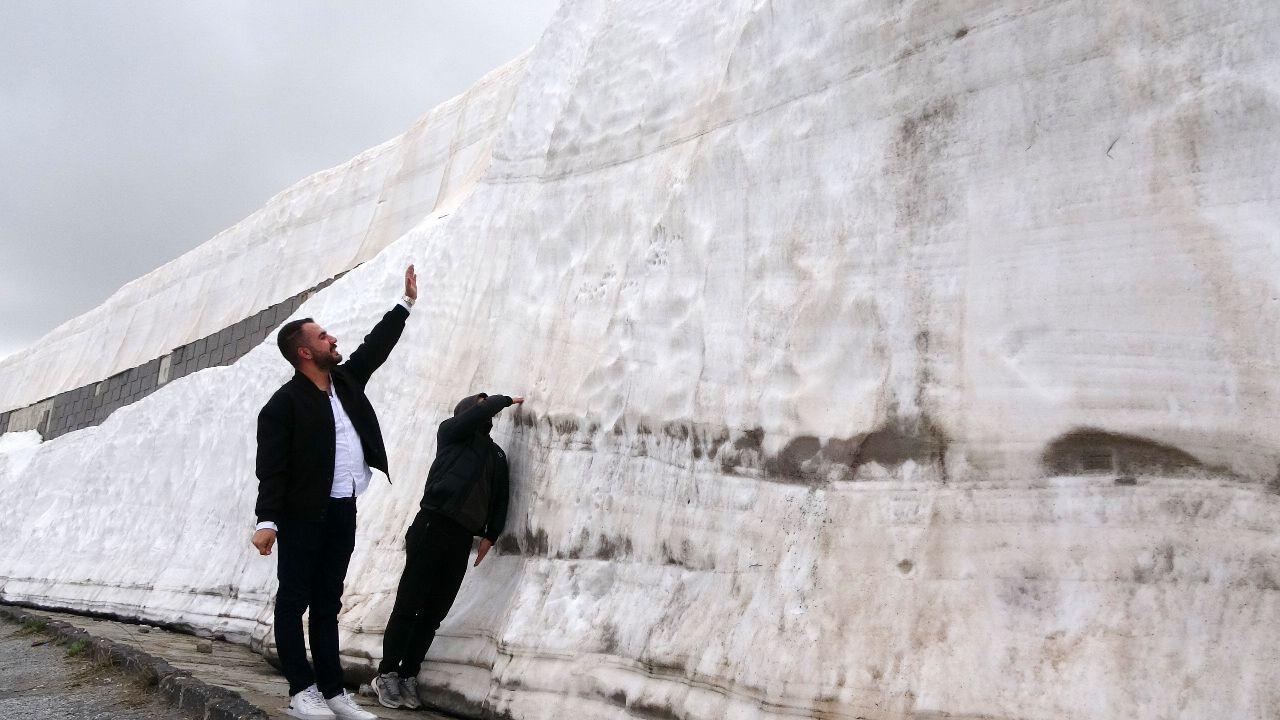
[255,521,278,532]
[398,296,414,311]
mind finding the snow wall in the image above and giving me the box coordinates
[4,1,1280,718]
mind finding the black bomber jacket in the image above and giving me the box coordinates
[254,304,408,524]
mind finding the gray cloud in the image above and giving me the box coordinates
[0,1,560,360]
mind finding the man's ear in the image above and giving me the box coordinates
[298,347,312,362]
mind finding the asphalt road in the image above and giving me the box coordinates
[0,621,189,720]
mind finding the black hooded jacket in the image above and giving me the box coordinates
[417,394,512,541]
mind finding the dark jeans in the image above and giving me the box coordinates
[379,512,473,678]
[275,499,357,698]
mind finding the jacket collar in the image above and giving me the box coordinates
[290,368,345,394]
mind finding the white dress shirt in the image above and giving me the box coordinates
[328,379,372,498]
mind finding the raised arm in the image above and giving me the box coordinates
[343,265,416,386]
[438,395,524,444]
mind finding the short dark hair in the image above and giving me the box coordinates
[277,318,314,367]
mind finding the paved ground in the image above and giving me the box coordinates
[4,608,453,720]
[0,620,188,720]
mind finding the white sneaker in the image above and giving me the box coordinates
[400,675,422,710]
[325,690,378,720]
[286,685,337,719]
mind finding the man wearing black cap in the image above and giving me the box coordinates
[372,392,523,710]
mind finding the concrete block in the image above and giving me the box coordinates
[157,355,172,385]
[232,323,246,341]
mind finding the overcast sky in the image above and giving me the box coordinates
[0,1,561,361]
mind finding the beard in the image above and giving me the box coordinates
[312,348,342,371]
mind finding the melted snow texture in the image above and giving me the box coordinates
[4,1,1280,719]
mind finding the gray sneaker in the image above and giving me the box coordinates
[400,676,422,710]
[372,672,404,709]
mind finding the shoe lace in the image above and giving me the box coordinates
[380,674,402,699]
[332,691,360,708]
[299,688,329,710]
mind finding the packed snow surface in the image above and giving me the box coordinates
[0,430,42,478]
[4,1,1280,718]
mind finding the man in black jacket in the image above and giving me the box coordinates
[251,265,417,720]
[371,392,523,710]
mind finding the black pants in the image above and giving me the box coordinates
[378,512,473,678]
[275,499,357,698]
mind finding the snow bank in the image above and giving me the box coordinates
[0,430,42,478]
[3,0,1280,718]
[0,55,531,414]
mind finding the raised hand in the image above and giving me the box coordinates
[404,264,418,302]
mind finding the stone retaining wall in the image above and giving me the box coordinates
[0,273,342,440]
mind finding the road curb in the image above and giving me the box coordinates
[0,604,269,720]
